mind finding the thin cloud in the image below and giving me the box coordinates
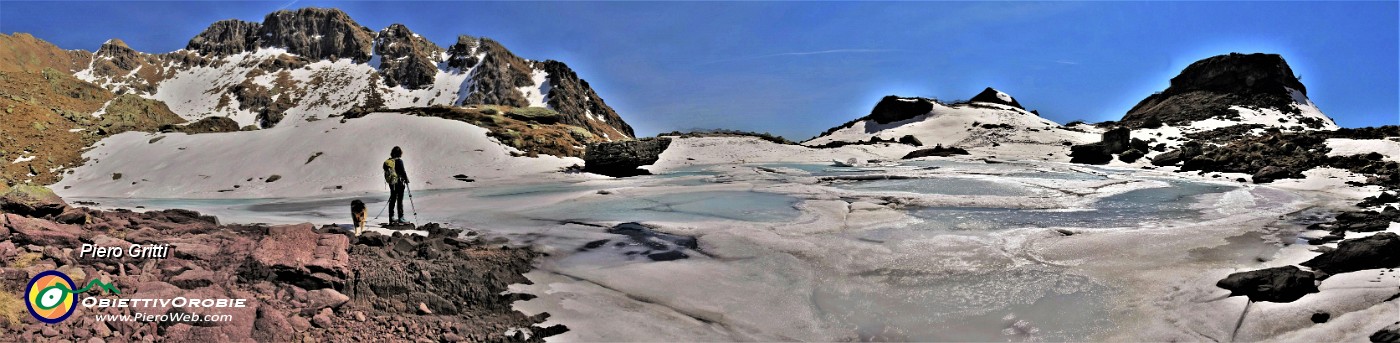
[1055,60,1078,65]
[699,49,899,65]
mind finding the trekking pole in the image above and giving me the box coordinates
[406,183,419,224]
[373,180,389,220]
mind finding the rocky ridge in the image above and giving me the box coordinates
[0,6,637,184]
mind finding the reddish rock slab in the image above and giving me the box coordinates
[4,213,81,246]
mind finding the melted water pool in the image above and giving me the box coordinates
[832,177,1047,196]
[912,179,1236,230]
[521,190,802,222]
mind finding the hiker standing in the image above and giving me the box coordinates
[383,146,410,224]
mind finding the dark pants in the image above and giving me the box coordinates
[388,183,406,220]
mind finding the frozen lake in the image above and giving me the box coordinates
[70,158,1322,342]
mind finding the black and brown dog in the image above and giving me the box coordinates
[350,199,367,236]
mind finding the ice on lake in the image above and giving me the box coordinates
[72,158,1323,342]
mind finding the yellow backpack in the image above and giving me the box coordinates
[383,158,399,185]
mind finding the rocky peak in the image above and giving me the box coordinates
[968,87,1024,110]
[373,23,444,89]
[539,60,634,138]
[459,38,533,107]
[94,39,141,69]
[444,35,481,70]
[258,7,375,62]
[1168,53,1306,96]
[186,19,262,56]
[1122,53,1331,129]
[868,96,935,124]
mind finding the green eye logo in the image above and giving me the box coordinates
[25,270,121,324]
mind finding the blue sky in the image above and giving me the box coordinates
[3,1,1396,139]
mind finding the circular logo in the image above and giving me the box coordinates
[25,270,77,324]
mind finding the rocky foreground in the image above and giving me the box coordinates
[0,184,562,342]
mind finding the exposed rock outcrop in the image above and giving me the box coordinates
[444,35,481,70]
[373,24,442,90]
[0,190,558,342]
[1216,265,1320,303]
[584,138,672,177]
[185,19,262,56]
[1300,232,1400,275]
[540,60,634,139]
[460,38,533,108]
[868,96,935,124]
[968,87,1024,110]
[258,8,375,62]
[902,145,970,159]
[1122,53,1332,129]
[1069,127,1131,165]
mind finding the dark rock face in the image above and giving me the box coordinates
[186,19,262,56]
[188,8,375,62]
[902,145,970,159]
[583,138,672,177]
[1122,53,1319,129]
[444,35,480,70]
[1300,232,1400,275]
[869,96,935,124]
[258,8,375,62]
[968,87,1024,110]
[1070,128,1132,165]
[540,60,635,139]
[1069,143,1112,164]
[1374,324,1400,343]
[95,39,142,71]
[1216,265,1320,303]
[373,24,442,90]
[163,116,241,134]
[460,39,532,108]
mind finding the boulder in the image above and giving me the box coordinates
[3,214,80,246]
[897,135,923,147]
[1069,143,1112,165]
[1216,265,1320,302]
[583,138,672,177]
[303,289,350,314]
[54,207,91,225]
[1300,232,1400,274]
[1151,150,1183,166]
[1118,149,1145,163]
[252,306,295,342]
[1253,165,1290,184]
[0,185,67,217]
[247,223,351,289]
[1102,127,1131,154]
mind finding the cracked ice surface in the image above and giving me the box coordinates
[75,154,1360,342]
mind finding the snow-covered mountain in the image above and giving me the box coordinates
[72,7,633,140]
[803,88,1098,160]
